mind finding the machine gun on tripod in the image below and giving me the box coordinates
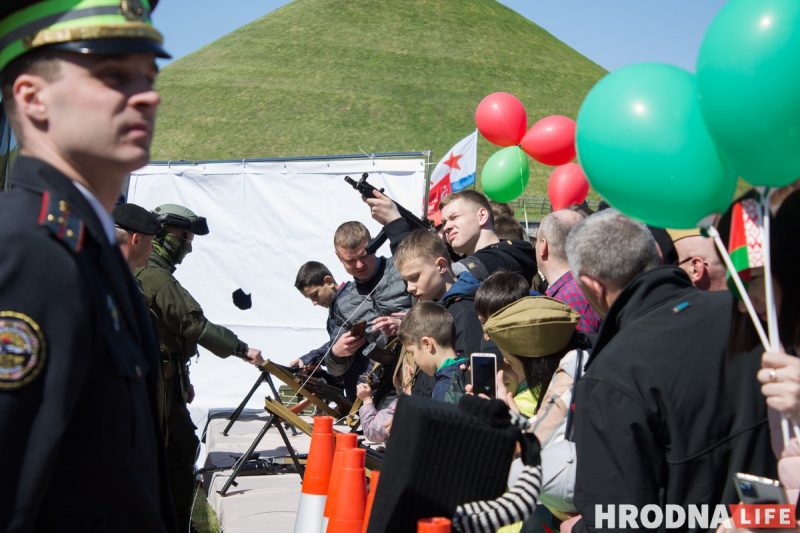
[222,360,351,437]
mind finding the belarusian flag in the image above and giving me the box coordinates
[727,198,764,283]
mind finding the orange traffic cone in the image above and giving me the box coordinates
[327,448,367,533]
[361,470,380,533]
[293,416,335,533]
[417,517,452,532]
[322,433,358,531]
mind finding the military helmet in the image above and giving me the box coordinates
[151,204,209,236]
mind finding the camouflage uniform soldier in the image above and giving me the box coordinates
[136,203,264,532]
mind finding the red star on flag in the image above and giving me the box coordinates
[444,152,462,171]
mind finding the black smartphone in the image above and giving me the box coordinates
[349,320,367,338]
[734,473,788,504]
[470,353,497,399]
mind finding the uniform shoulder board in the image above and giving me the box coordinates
[37,190,85,253]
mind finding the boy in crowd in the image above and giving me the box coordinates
[397,301,466,403]
[474,271,538,416]
[394,229,484,356]
[289,261,348,369]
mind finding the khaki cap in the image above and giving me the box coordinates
[667,228,702,243]
[484,296,579,358]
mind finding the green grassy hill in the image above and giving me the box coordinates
[152,0,607,198]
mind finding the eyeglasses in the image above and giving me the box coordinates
[678,256,708,266]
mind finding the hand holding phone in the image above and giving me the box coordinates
[470,353,497,399]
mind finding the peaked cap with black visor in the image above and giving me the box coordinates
[0,1,170,188]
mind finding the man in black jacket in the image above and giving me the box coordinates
[563,210,774,533]
[364,189,537,283]
[0,2,175,531]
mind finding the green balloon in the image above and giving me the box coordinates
[481,146,530,203]
[576,63,736,229]
[697,0,800,187]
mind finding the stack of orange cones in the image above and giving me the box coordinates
[361,470,380,533]
[327,448,367,533]
[293,416,335,533]
[417,517,452,532]
[322,433,358,531]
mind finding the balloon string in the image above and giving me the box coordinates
[705,225,769,350]
[758,188,798,447]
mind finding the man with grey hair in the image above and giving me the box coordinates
[562,210,774,533]
[536,209,601,333]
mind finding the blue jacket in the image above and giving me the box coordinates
[439,272,483,357]
[432,357,468,404]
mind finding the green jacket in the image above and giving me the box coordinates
[135,252,245,360]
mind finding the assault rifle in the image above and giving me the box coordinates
[344,173,434,253]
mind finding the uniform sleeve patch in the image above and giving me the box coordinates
[0,311,46,389]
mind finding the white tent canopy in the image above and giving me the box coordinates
[127,153,428,427]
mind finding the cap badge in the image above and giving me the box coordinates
[119,0,148,22]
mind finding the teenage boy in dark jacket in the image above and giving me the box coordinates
[289,261,349,369]
[562,210,775,533]
[393,230,484,357]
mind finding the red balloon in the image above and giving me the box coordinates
[475,92,528,147]
[548,163,590,210]
[521,115,576,166]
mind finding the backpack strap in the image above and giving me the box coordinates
[564,348,585,441]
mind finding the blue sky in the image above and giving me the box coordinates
[153,0,728,72]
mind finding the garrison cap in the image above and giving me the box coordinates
[484,296,579,358]
[113,202,160,235]
[0,0,170,72]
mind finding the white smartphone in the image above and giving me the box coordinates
[470,353,497,399]
[734,472,788,504]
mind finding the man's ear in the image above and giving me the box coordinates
[578,274,606,313]
[476,207,491,227]
[130,233,140,246]
[689,257,706,282]
[13,74,49,124]
[539,238,549,260]
[323,275,335,286]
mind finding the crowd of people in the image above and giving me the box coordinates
[0,2,798,533]
[283,176,800,531]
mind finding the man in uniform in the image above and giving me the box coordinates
[114,202,161,270]
[137,203,264,532]
[0,1,175,531]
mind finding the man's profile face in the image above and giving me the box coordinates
[335,243,377,281]
[441,198,483,255]
[302,282,337,308]
[33,52,160,174]
[397,257,446,302]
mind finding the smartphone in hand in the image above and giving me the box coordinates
[733,473,788,504]
[349,320,367,338]
[470,353,497,399]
